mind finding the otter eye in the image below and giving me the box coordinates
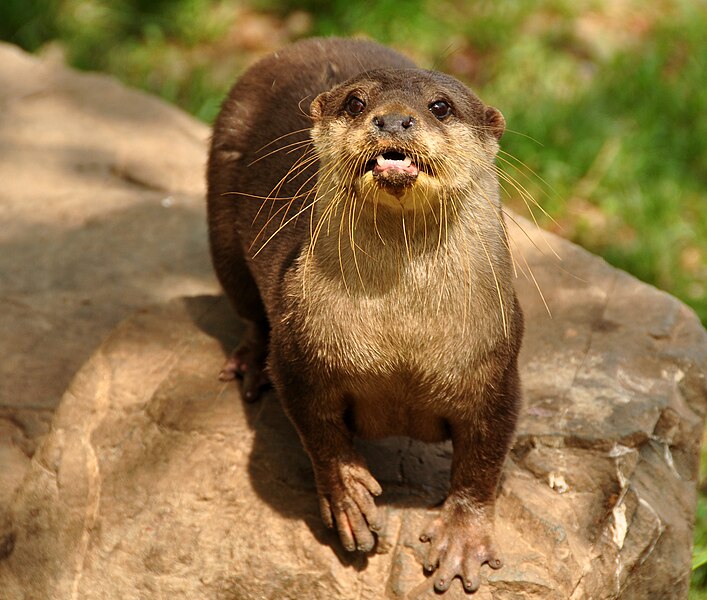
[345,96,366,116]
[429,100,452,120]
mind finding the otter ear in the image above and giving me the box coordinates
[310,91,330,121]
[485,106,505,141]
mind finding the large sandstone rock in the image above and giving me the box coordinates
[1,237,705,599]
[0,42,218,501]
[0,42,217,418]
[0,43,705,599]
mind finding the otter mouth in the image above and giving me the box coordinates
[363,150,421,191]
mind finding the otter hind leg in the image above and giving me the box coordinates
[211,232,270,401]
[218,322,269,402]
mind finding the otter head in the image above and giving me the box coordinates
[310,68,505,212]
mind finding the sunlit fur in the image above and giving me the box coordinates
[232,95,522,420]
[242,116,553,325]
[298,85,515,341]
[206,38,529,589]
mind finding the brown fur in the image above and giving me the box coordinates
[207,37,523,594]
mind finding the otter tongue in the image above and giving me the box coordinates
[374,154,418,175]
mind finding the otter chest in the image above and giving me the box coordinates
[289,271,503,389]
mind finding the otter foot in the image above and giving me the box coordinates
[219,344,269,402]
[316,460,383,553]
[420,501,502,593]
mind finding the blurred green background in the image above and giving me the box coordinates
[1,0,705,594]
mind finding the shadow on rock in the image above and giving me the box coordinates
[183,294,453,567]
[1,198,215,415]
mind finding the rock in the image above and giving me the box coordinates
[1,240,705,598]
[0,42,218,472]
[0,420,32,510]
[0,43,705,599]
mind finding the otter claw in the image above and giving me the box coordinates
[316,460,382,554]
[420,502,501,594]
[434,577,451,592]
[463,578,480,593]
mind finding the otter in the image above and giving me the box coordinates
[207,37,523,594]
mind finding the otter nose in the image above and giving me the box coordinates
[372,113,414,134]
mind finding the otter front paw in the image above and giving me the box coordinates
[420,501,502,593]
[316,461,383,553]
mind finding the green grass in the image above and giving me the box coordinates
[5,0,701,323]
[2,0,706,591]
[492,4,707,321]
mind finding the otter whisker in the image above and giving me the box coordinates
[444,192,469,334]
[465,200,509,338]
[303,182,346,298]
[222,190,309,201]
[303,176,343,299]
[510,237,551,316]
[253,127,313,155]
[248,138,313,167]
[494,169,561,261]
[253,146,319,227]
[265,146,319,208]
[250,165,319,249]
[276,152,330,231]
[501,127,545,145]
[467,176,516,261]
[306,178,340,256]
[348,189,367,292]
[340,153,370,292]
[371,187,385,245]
[463,159,554,318]
[252,156,348,254]
[337,191,352,295]
[498,149,561,202]
[401,210,412,261]
[420,180,429,254]
[252,188,321,256]
[494,159,560,227]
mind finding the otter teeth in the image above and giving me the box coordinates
[376,154,412,168]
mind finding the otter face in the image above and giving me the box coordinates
[310,68,505,211]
